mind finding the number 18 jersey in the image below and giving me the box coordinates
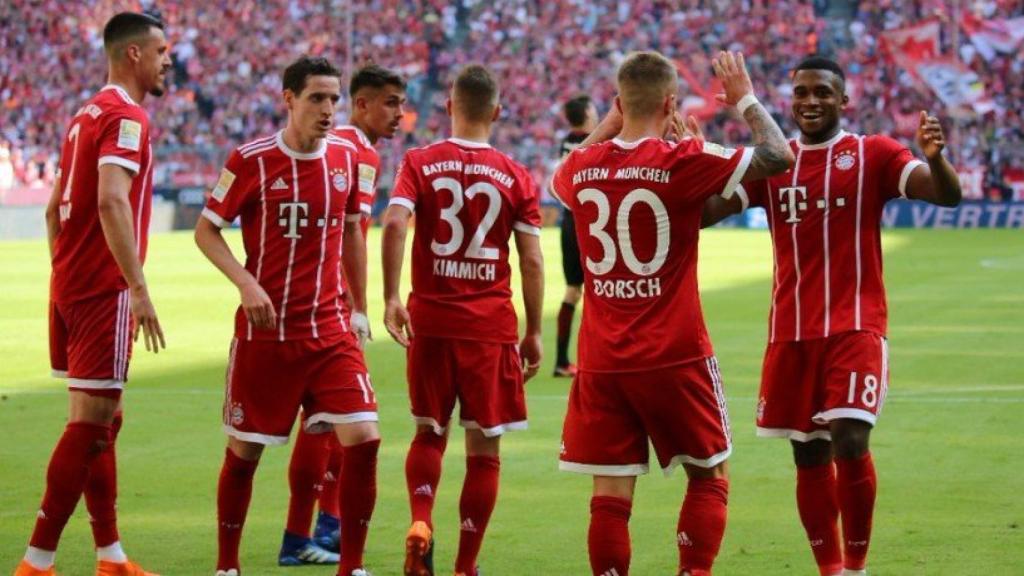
[552,137,751,373]
[390,138,542,344]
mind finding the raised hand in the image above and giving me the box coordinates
[916,111,946,160]
[712,51,754,107]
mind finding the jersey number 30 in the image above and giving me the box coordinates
[578,187,669,276]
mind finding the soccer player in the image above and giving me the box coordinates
[279,64,407,566]
[194,56,380,576]
[15,12,170,576]
[551,51,793,576]
[701,56,961,576]
[553,94,598,378]
[382,64,544,576]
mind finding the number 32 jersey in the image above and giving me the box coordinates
[390,138,542,344]
[553,137,751,373]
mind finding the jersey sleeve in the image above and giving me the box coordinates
[344,149,362,222]
[357,148,380,217]
[871,135,925,201]
[96,107,147,176]
[513,168,542,236]
[736,178,769,210]
[201,150,254,228]
[550,149,577,210]
[676,139,754,202]
[388,153,419,213]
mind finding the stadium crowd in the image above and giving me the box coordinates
[2,0,1022,203]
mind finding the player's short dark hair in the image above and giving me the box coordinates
[282,56,342,95]
[793,56,846,83]
[103,11,164,54]
[452,64,499,123]
[563,94,593,128]
[350,64,406,97]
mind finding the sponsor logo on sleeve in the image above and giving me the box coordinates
[702,141,736,159]
[117,119,142,151]
[358,163,377,194]
[212,168,237,202]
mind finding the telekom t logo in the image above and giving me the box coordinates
[779,186,808,223]
[278,202,309,239]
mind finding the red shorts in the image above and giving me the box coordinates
[223,332,376,445]
[756,331,890,442]
[559,357,731,477]
[49,290,133,396]
[407,336,526,437]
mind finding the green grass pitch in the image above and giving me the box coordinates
[1,228,1022,575]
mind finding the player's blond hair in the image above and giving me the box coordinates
[616,51,677,118]
[452,64,499,123]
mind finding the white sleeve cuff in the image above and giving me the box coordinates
[721,147,754,199]
[359,202,372,215]
[388,196,416,213]
[898,159,926,198]
[201,207,230,228]
[513,221,542,236]
[98,155,140,176]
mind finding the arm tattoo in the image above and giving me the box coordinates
[742,103,793,181]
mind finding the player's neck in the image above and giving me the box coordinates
[105,73,145,105]
[281,125,321,153]
[348,117,378,145]
[618,120,662,142]
[451,123,491,144]
[800,125,842,146]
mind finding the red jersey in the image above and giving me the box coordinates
[332,125,379,236]
[738,131,924,342]
[202,131,362,342]
[51,85,154,304]
[552,137,752,373]
[390,137,542,344]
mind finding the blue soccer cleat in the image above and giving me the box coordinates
[278,531,340,566]
[312,511,341,552]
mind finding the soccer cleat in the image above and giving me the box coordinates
[312,510,341,551]
[96,559,160,575]
[552,364,577,378]
[278,531,339,566]
[214,570,238,576]
[349,570,372,576]
[13,560,55,576]
[403,521,434,576]
[454,569,480,576]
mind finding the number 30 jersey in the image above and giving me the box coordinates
[390,137,542,344]
[552,137,751,373]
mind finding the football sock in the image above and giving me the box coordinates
[29,421,111,551]
[338,439,379,574]
[588,495,632,576]
[796,462,843,575]
[405,432,447,527]
[23,546,56,570]
[677,477,729,574]
[96,541,127,563]
[556,302,575,367]
[217,448,259,571]
[455,455,500,573]
[319,435,344,519]
[835,453,876,571]
[286,426,329,538]
[85,411,122,549]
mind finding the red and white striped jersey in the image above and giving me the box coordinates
[202,131,362,341]
[739,131,924,342]
[51,85,154,304]
[332,124,379,236]
[390,137,542,344]
[552,137,751,373]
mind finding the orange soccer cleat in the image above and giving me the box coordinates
[13,560,55,576]
[404,520,434,576]
[95,560,159,576]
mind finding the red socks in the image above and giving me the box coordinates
[796,463,842,575]
[835,453,876,571]
[84,412,123,548]
[405,432,447,527]
[677,477,729,575]
[588,496,632,576]
[217,448,259,571]
[338,439,379,575]
[319,436,344,519]
[286,427,329,537]
[29,421,111,551]
[455,455,500,574]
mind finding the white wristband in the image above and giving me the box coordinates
[737,94,760,115]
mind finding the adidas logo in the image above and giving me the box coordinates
[460,518,477,533]
[271,177,288,190]
[677,531,693,547]
[414,484,434,498]
[600,569,621,576]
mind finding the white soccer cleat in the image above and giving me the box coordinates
[842,570,867,576]
[215,570,238,576]
[349,570,372,576]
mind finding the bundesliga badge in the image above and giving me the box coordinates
[835,150,856,171]
[331,168,348,193]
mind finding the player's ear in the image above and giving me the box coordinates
[840,92,850,110]
[282,89,295,112]
[491,103,502,123]
[445,98,453,118]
